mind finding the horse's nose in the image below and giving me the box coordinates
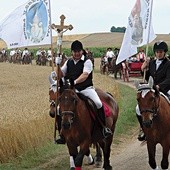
[143,120,152,128]
[62,122,71,129]
[49,111,55,118]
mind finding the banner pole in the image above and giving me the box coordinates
[48,0,58,143]
[48,0,54,71]
[143,0,154,82]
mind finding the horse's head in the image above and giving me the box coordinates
[135,76,160,128]
[59,89,78,129]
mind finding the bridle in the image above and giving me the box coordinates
[138,88,160,118]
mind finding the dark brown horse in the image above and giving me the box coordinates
[135,76,170,170]
[57,80,119,170]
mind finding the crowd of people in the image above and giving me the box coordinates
[0,47,55,64]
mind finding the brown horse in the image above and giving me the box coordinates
[135,76,170,170]
[57,79,119,170]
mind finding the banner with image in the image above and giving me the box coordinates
[116,0,156,64]
[0,0,51,49]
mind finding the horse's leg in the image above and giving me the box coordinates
[94,143,102,168]
[161,142,170,170]
[114,70,117,79]
[98,137,112,170]
[85,148,94,165]
[67,143,78,170]
[147,141,157,169]
[103,137,113,170]
[74,143,90,169]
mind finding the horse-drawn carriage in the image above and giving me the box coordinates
[100,56,122,79]
[127,54,143,77]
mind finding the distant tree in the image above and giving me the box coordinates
[110,26,126,33]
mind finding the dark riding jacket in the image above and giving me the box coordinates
[145,57,170,95]
[65,56,93,91]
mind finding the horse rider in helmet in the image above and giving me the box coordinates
[137,40,170,141]
[49,40,113,144]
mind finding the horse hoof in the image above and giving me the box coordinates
[94,156,102,168]
[104,165,112,170]
[70,167,75,170]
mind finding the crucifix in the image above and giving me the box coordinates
[51,14,73,54]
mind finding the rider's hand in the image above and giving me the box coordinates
[55,57,61,65]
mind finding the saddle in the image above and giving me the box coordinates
[77,93,112,120]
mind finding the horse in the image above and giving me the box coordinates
[100,56,109,75]
[135,76,170,170]
[56,79,119,170]
[111,58,122,79]
[22,53,32,64]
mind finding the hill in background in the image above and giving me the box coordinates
[1,32,170,49]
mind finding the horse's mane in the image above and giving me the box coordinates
[59,78,98,115]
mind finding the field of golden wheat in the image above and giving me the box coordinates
[0,59,119,163]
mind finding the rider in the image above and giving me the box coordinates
[22,47,29,59]
[137,41,170,141]
[54,40,112,144]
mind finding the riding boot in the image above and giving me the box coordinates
[56,113,66,144]
[136,115,146,141]
[97,106,112,138]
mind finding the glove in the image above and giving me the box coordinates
[69,78,76,86]
[51,71,57,79]
[55,56,61,65]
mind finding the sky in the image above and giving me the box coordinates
[0,0,170,35]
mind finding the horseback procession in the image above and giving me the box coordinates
[0,0,170,170]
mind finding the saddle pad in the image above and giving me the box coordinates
[102,101,112,117]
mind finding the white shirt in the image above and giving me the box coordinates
[47,50,52,56]
[10,50,16,56]
[106,50,115,58]
[156,59,163,70]
[22,50,29,56]
[36,50,42,56]
[61,55,93,76]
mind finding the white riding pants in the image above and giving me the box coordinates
[76,86,102,109]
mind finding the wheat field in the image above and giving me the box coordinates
[0,59,119,163]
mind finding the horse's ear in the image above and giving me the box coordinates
[148,76,154,88]
[134,80,140,90]
[153,85,160,96]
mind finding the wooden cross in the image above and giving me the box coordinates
[51,14,73,54]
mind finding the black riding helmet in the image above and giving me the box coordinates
[71,40,83,51]
[153,41,168,53]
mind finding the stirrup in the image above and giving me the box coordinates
[103,127,112,138]
[138,129,146,141]
[56,135,66,144]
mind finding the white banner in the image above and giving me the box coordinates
[0,0,51,49]
[116,0,156,64]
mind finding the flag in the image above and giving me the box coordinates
[116,0,156,64]
[0,0,51,49]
